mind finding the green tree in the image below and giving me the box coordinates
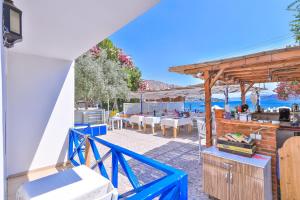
[98,38,141,91]
[98,39,119,62]
[75,38,142,111]
[101,59,129,103]
[75,52,105,105]
[75,50,129,107]
[123,67,142,91]
[288,0,300,42]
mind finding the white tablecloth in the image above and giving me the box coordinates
[143,117,161,127]
[16,165,118,200]
[129,115,144,125]
[161,117,193,128]
[111,116,123,130]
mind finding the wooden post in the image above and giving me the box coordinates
[187,124,192,133]
[85,138,92,167]
[162,125,166,136]
[240,81,246,104]
[173,127,177,138]
[140,94,142,114]
[224,85,229,105]
[204,71,212,147]
[107,98,110,115]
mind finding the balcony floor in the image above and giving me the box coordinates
[99,127,209,200]
[8,126,208,200]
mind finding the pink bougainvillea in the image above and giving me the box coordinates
[90,46,101,57]
[118,50,133,66]
[274,81,300,100]
[138,80,150,91]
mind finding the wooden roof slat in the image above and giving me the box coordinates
[181,57,300,75]
[229,70,300,79]
[169,47,300,74]
[219,68,300,82]
[169,46,300,84]
[238,77,300,82]
[224,67,300,77]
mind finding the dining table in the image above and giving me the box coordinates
[143,116,161,134]
[160,117,193,138]
[128,115,144,131]
[110,116,123,131]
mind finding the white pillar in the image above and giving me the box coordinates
[0,0,7,198]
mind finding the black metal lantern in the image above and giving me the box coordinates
[3,0,22,48]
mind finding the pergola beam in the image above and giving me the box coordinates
[223,58,300,73]
[198,66,300,79]
[273,70,300,76]
[225,70,269,77]
[170,47,300,74]
[240,82,246,104]
[225,71,300,79]
[182,57,300,75]
[204,71,212,147]
[224,65,300,77]
[245,82,255,94]
[236,75,300,81]
[210,68,225,88]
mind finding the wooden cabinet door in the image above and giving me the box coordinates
[228,171,240,200]
[229,172,264,200]
[203,162,229,200]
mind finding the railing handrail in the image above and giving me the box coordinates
[68,127,188,200]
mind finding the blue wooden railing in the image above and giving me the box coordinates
[68,127,188,200]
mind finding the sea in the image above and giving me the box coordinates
[184,94,300,112]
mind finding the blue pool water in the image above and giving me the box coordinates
[184,95,300,112]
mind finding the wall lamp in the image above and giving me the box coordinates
[3,0,22,48]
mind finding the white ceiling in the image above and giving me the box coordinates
[12,0,159,60]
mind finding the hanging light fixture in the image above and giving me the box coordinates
[3,0,22,48]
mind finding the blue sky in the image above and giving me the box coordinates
[110,0,296,87]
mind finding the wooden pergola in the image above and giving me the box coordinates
[169,46,300,146]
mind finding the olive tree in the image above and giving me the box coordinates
[75,50,129,108]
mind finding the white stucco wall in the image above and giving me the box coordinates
[0,1,161,198]
[0,52,5,199]
[6,52,74,176]
[0,0,6,197]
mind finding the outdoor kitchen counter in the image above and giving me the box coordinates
[215,118,279,200]
[279,121,300,131]
[202,146,272,200]
[217,118,280,128]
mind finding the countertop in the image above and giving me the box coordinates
[279,122,300,131]
[203,146,271,168]
[218,118,280,128]
[252,112,279,115]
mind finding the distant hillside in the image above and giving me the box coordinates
[143,80,179,91]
